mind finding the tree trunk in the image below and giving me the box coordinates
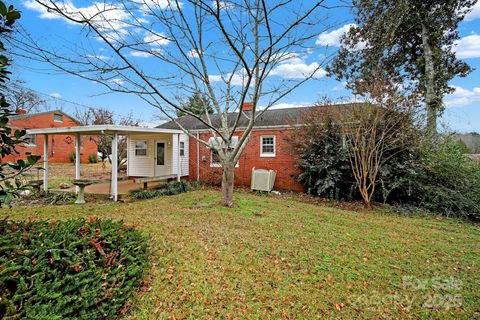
[221,162,235,207]
[421,23,437,134]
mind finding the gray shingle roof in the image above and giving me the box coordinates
[158,103,362,131]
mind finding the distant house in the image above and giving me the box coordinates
[6,109,98,163]
[158,103,357,191]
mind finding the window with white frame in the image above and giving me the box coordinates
[179,141,185,156]
[210,148,239,168]
[53,113,63,122]
[24,133,36,146]
[260,135,276,157]
[211,149,221,167]
[134,140,148,156]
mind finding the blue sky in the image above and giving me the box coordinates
[11,0,480,131]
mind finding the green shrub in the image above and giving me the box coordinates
[292,119,354,199]
[402,138,480,220]
[292,111,480,219]
[88,154,98,163]
[130,181,190,199]
[0,218,148,319]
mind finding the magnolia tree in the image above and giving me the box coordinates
[14,0,334,206]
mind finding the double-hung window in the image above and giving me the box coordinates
[179,141,185,156]
[24,132,36,146]
[260,135,276,157]
[135,140,148,156]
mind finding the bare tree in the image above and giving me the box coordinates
[339,85,417,207]
[5,80,47,113]
[13,0,335,206]
[74,107,139,168]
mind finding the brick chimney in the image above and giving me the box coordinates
[16,109,27,115]
[242,102,253,112]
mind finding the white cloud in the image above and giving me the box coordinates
[23,1,131,41]
[268,103,311,110]
[129,48,162,58]
[445,85,480,108]
[130,51,153,58]
[49,92,62,99]
[454,34,480,59]
[271,52,304,64]
[316,24,356,47]
[84,54,111,60]
[144,33,170,46]
[210,53,326,84]
[137,0,183,13]
[212,1,233,10]
[465,2,480,21]
[109,78,125,85]
[23,0,65,20]
[188,49,201,58]
[209,71,247,86]
[270,61,327,79]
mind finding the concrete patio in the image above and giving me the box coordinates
[62,179,166,195]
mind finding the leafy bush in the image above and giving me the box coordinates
[399,138,480,220]
[130,181,190,199]
[0,3,40,206]
[291,108,480,219]
[88,154,98,163]
[292,119,354,200]
[0,217,148,319]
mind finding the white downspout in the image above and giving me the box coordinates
[177,133,181,182]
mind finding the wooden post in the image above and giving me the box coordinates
[111,133,118,201]
[43,134,48,192]
[75,133,81,193]
[177,133,181,182]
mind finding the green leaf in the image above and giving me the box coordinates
[0,1,6,16]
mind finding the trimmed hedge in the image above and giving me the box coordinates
[0,218,148,319]
[130,181,190,200]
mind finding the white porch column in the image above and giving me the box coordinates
[111,133,118,201]
[43,134,49,192]
[75,133,81,193]
[177,133,181,182]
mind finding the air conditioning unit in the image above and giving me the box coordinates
[251,167,276,192]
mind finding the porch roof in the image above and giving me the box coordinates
[27,125,183,136]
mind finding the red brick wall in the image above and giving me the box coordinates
[5,112,98,163]
[188,129,305,192]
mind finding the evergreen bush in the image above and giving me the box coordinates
[0,217,148,319]
[292,119,354,200]
[130,181,190,199]
[398,138,480,220]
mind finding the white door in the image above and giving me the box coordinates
[154,141,166,176]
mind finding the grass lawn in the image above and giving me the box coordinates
[2,190,479,319]
[22,162,126,189]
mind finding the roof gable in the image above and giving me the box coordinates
[7,110,81,124]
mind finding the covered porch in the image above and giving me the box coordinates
[27,125,187,201]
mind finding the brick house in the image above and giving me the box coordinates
[157,103,325,192]
[6,110,98,163]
